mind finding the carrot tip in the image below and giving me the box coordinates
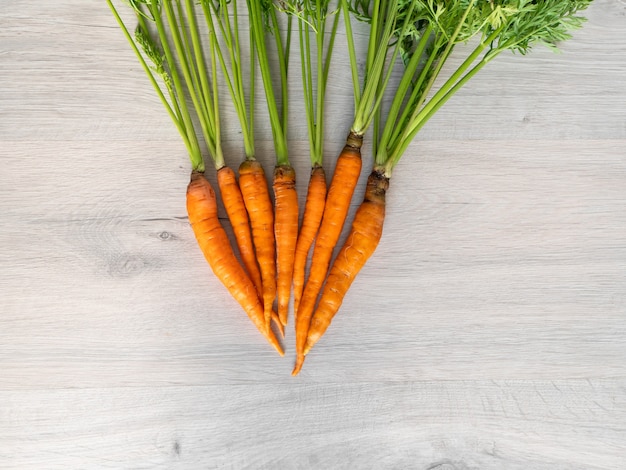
[278,308,288,327]
[265,336,284,356]
[271,310,284,333]
[292,354,305,376]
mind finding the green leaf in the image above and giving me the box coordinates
[489,0,593,54]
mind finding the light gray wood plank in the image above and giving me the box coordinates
[1,381,625,470]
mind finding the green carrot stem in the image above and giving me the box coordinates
[108,0,204,171]
[385,57,491,174]
[299,16,316,161]
[341,0,360,114]
[161,1,219,163]
[378,23,433,158]
[247,0,289,165]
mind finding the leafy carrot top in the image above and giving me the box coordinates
[341,0,593,175]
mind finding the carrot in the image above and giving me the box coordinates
[292,164,327,315]
[187,172,283,355]
[238,159,276,332]
[293,132,363,373]
[273,165,299,325]
[291,0,408,373]
[247,2,296,327]
[301,170,388,362]
[218,165,285,337]
[289,1,339,318]
[217,166,263,298]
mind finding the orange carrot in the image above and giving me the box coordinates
[217,166,263,299]
[301,171,388,366]
[238,159,276,331]
[293,132,363,374]
[292,164,327,316]
[219,166,284,338]
[273,165,299,326]
[186,171,283,355]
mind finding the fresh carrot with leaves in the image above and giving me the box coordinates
[151,0,278,335]
[199,1,276,333]
[200,2,262,290]
[282,1,341,317]
[106,0,283,353]
[297,0,594,370]
[248,0,298,327]
[293,0,413,373]
[203,1,289,337]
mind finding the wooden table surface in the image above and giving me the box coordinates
[2,1,625,468]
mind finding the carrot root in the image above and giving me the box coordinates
[217,166,263,299]
[292,164,327,317]
[273,165,299,326]
[303,170,388,356]
[238,160,276,333]
[272,310,285,339]
[294,132,363,371]
[292,353,305,376]
[186,172,283,356]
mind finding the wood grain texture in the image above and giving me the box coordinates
[1,0,625,468]
[1,381,625,469]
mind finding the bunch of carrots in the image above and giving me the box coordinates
[107,0,593,374]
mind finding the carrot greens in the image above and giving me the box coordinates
[247,0,292,166]
[286,0,341,167]
[200,0,258,161]
[368,0,595,175]
[107,0,229,172]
